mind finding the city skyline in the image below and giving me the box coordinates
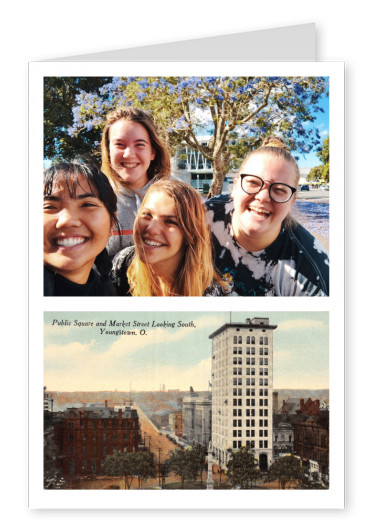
[44,311,329,393]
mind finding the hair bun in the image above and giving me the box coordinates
[262,137,290,151]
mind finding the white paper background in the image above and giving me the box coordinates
[2,0,373,527]
[29,61,343,510]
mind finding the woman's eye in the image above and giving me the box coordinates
[274,187,288,195]
[245,178,260,187]
[166,219,178,226]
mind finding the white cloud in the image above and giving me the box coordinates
[277,319,327,332]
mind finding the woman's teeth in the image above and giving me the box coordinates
[55,237,86,247]
[144,239,164,247]
[249,206,271,217]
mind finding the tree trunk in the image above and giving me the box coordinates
[207,151,230,199]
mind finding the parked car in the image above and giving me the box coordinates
[320,184,329,191]
[300,184,310,191]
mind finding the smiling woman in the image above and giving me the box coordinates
[206,137,329,296]
[43,159,118,296]
[111,180,225,296]
[101,107,171,257]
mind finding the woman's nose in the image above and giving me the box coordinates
[254,183,271,201]
[122,146,134,158]
[55,208,81,228]
[146,218,161,234]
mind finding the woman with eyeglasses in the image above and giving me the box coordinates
[206,137,329,296]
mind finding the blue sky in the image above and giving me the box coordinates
[294,92,329,169]
[44,311,328,392]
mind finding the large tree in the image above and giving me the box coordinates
[44,77,111,160]
[102,449,156,489]
[226,446,261,489]
[164,446,203,488]
[307,135,329,183]
[47,76,328,197]
[267,455,304,489]
[132,450,157,489]
[102,451,135,489]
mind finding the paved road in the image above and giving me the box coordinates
[293,191,329,251]
[133,402,178,462]
[297,189,329,204]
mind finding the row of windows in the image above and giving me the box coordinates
[233,378,269,386]
[233,409,269,417]
[67,419,137,430]
[233,348,269,355]
[233,399,269,406]
[232,440,269,449]
[69,431,134,442]
[233,356,269,365]
[233,388,269,396]
[233,419,269,427]
[233,368,269,375]
[233,430,269,438]
[233,336,269,345]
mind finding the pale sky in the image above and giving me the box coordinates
[44,311,329,392]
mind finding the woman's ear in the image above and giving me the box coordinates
[110,214,117,235]
[231,177,238,199]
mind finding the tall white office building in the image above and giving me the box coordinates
[209,317,277,472]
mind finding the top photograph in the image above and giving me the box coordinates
[43,75,330,297]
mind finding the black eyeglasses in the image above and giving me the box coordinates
[240,174,296,203]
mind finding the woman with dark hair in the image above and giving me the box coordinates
[206,137,329,296]
[111,180,225,296]
[43,158,118,296]
[101,106,171,257]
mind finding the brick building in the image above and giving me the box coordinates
[55,403,140,477]
[293,411,329,481]
[281,397,321,416]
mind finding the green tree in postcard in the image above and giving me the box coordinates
[132,450,157,489]
[102,450,135,489]
[267,455,304,489]
[226,446,261,489]
[164,447,202,488]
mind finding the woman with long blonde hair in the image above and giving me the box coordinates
[111,180,224,296]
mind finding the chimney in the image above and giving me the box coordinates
[118,409,122,419]
[300,398,304,412]
[105,400,108,408]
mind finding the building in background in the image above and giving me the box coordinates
[183,390,212,448]
[171,136,235,194]
[55,402,140,477]
[169,410,183,438]
[273,421,294,459]
[293,411,329,483]
[44,386,54,412]
[210,317,277,471]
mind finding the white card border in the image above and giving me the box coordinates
[29,61,344,509]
